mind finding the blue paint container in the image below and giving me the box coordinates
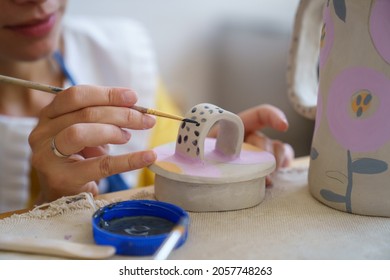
[92,200,189,256]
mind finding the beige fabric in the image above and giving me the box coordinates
[1,166,389,260]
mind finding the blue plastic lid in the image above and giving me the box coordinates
[92,200,189,256]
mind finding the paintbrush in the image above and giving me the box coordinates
[153,216,189,260]
[0,74,199,125]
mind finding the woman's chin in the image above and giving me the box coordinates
[10,40,59,62]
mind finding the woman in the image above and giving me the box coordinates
[0,0,293,212]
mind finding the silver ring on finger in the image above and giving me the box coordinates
[51,137,70,158]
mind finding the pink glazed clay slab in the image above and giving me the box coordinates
[148,102,275,211]
[150,138,275,184]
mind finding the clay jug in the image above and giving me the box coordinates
[288,0,390,216]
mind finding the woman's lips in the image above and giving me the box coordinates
[5,14,57,38]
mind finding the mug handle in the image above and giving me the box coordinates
[287,0,325,120]
[175,103,244,162]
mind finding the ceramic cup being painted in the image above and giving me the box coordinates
[149,103,275,212]
[288,0,390,216]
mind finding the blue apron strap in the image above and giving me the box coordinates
[52,51,78,86]
[105,173,130,192]
[52,50,130,191]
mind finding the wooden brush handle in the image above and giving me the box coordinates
[0,235,115,259]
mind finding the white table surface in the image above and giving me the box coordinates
[1,157,389,260]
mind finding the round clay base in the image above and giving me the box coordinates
[154,175,266,212]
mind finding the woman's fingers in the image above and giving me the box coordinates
[245,131,274,153]
[272,140,295,169]
[45,105,156,136]
[39,87,156,138]
[28,85,161,204]
[238,104,289,134]
[66,150,157,184]
[81,145,110,158]
[245,132,295,187]
[53,123,132,156]
[237,104,294,176]
[40,150,156,190]
[245,132,295,169]
[44,86,139,118]
[32,147,156,203]
[208,104,288,138]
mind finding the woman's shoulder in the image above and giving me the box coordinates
[62,16,154,51]
[61,16,158,88]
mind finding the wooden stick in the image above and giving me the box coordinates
[153,217,188,260]
[0,235,115,259]
[0,74,198,125]
[0,74,63,93]
[131,105,183,122]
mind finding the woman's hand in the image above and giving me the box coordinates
[239,104,295,186]
[209,104,294,185]
[238,104,295,170]
[28,85,157,204]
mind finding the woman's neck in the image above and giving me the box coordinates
[0,57,64,117]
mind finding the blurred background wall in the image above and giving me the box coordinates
[67,0,314,156]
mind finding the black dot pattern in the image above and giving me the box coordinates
[175,103,226,159]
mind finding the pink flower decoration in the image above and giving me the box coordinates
[326,67,390,152]
[369,0,390,64]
